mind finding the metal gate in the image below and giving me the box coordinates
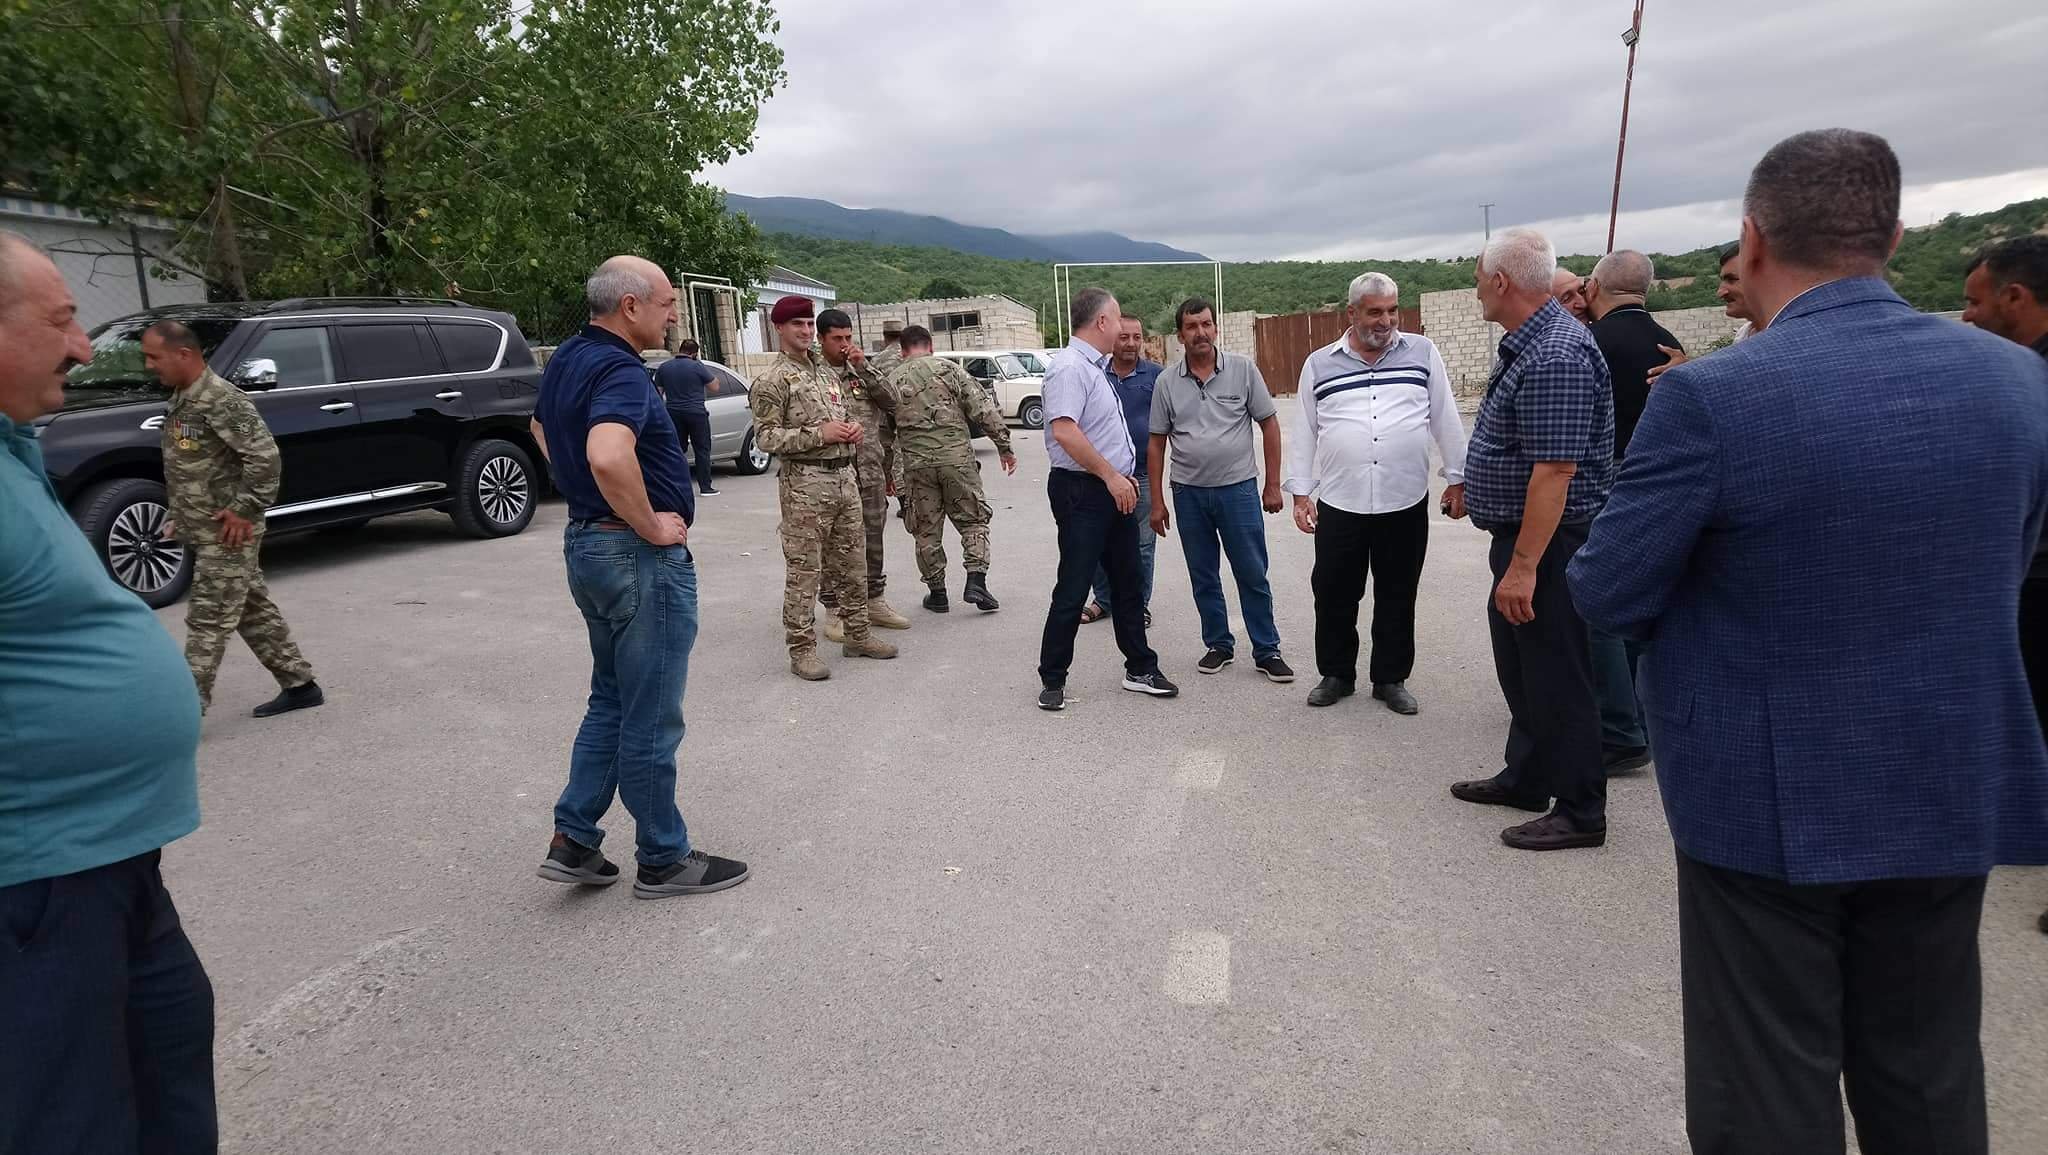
[1254,307,1422,394]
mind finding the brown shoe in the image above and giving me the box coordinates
[821,612,845,644]
[1500,813,1606,851]
[1449,778,1549,812]
[867,597,912,630]
[790,652,831,681]
[842,636,898,660]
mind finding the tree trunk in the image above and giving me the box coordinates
[163,2,248,297]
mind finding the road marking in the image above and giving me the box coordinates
[1174,749,1227,791]
[217,926,441,1082]
[1163,930,1232,1006]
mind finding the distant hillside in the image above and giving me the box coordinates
[767,197,2048,340]
[726,194,1207,263]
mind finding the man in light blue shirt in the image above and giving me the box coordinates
[0,231,217,1150]
[1035,287,1175,711]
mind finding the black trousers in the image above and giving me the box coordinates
[0,851,217,1154]
[1676,852,1988,1155]
[1485,521,1605,828]
[2022,572,2047,731]
[674,408,714,494]
[1039,469,1157,686]
[1310,496,1429,685]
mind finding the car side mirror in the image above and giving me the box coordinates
[237,357,279,389]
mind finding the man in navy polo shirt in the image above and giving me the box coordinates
[530,255,748,900]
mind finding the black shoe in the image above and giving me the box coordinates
[1306,677,1355,707]
[1256,654,1296,683]
[1373,682,1419,715]
[962,573,999,612]
[700,486,721,496]
[253,681,324,718]
[1450,777,1550,812]
[536,833,619,887]
[922,586,950,613]
[1197,648,1233,674]
[1500,813,1607,851]
[634,850,750,899]
[1122,670,1179,698]
[2039,907,2048,936]
[1038,685,1066,712]
[1603,745,1653,773]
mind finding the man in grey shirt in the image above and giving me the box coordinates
[1148,297,1295,683]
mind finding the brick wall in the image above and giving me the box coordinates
[1162,309,1261,365]
[1418,290,1748,395]
[1654,306,1746,355]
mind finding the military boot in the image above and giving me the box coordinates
[867,596,912,630]
[790,651,831,681]
[821,607,845,643]
[842,634,899,660]
[962,573,999,612]
[922,584,950,613]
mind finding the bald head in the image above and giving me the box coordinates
[0,231,93,422]
[1585,250,1654,320]
[584,254,675,351]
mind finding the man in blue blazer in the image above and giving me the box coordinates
[1571,130,2048,1154]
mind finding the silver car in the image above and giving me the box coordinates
[650,357,772,475]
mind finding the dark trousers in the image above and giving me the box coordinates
[1039,469,1157,686]
[1676,852,1988,1155]
[1485,522,1605,828]
[2023,573,2047,732]
[0,851,217,1154]
[1311,496,1428,685]
[675,408,714,494]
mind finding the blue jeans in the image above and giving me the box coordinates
[1591,627,1647,750]
[1092,476,1155,608]
[1171,478,1282,660]
[556,522,697,866]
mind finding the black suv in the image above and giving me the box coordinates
[42,298,546,607]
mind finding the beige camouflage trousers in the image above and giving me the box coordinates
[779,463,870,652]
[823,442,890,605]
[184,540,314,711]
[905,462,993,587]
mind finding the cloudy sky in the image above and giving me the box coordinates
[706,0,2048,261]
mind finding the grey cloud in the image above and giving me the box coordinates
[711,0,2048,259]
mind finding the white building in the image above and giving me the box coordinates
[741,264,837,354]
[1,197,208,330]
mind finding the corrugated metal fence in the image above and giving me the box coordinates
[1255,306,1422,394]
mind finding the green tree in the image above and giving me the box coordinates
[919,276,970,299]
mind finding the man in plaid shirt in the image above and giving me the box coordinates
[1447,227,1616,851]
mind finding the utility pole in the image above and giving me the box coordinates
[1606,0,1646,254]
[1480,203,1496,244]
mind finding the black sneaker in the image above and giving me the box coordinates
[700,486,721,496]
[1122,670,1180,698]
[634,850,750,899]
[1603,746,1653,773]
[1038,686,1066,712]
[536,833,619,887]
[1255,655,1296,683]
[1197,649,1233,674]
[253,681,324,718]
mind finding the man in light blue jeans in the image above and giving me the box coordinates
[531,255,749,900]
[1148,297,1296,683]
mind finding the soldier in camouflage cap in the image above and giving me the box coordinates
[814,308,910,640]
[887,325,1016,613]
[751,296,899,680]
[142,320,322,717]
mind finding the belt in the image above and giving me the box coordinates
[784,457,853,470]
[570,517,634,530]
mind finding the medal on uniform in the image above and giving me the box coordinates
[178,438,198,450]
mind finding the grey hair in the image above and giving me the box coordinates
[0,229,47,314]
[1347,272,1399,304]
[1590,250,1654,297]
[1070,286,1116,332]
[585,256,664,317]
[1480,227,1557,294]
[1744,128,1900,271]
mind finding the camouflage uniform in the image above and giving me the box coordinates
[162,368,315,711]
[751,350,873,654]
[868,342,909,513]
[887,355,1013,586]
[821,353,898,603]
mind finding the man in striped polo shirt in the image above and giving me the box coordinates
[1285,272,1468,714]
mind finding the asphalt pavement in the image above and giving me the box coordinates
[164,410,2047,1153]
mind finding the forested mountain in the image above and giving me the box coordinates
[727,195,1207,263]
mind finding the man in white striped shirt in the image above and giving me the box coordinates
[1285,272,1469,714]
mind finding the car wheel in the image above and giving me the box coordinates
[451,438,537,538]
[72,478,193,608]
[732,427,772,475]
[1019,397,1045,429]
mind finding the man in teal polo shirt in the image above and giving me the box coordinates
[0,231,217,1151]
